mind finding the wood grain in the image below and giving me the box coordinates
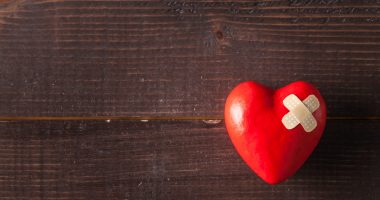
[0,1,379,199]
[0,0,378,117]
[0,120,377,200]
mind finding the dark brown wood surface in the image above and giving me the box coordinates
[0,0,379,117]
[0,0,378,199]
[0,120,378,200]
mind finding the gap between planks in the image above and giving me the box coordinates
[0,116,378,121]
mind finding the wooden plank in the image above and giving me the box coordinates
[0,120,377,199]
[0,1,379,117]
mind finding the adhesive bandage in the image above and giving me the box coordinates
[281,94,320,133]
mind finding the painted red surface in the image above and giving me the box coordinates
[225,81,327,184]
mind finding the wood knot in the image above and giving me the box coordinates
[215,30,224,40]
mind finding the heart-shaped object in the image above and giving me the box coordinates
[224,81,326,184]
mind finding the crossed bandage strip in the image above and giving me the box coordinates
[281,94,320,133]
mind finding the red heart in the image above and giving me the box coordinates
[224,81,327,184]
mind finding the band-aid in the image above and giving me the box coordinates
[281,94,320,133]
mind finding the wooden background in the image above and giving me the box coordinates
[0,0,378,199]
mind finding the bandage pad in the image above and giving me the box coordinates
[281,94,320,133]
